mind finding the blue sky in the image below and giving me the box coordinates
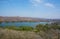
[0,0,60,19]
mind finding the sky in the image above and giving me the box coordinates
[0,0,60,19]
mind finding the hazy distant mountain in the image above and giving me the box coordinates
[0,16,60,22]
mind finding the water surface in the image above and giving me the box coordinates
[0,22,48,27]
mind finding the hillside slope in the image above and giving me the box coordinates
[0,28,42,39]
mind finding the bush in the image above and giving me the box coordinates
[50,22,60,30]
[36,24,44,31]
[4,26,33,31]
[19,26,33,31]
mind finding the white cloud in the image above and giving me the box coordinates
[29,0,43,6]
[45,3,55,8]
[29,0,55,8]
[30,0,42,3]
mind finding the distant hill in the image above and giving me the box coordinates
[0,16,60,22]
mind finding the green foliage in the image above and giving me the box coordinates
[33,28,39,33]
[4,26,33,31]
[36,24,44,31]
[43,24,50,31]
[4,26,16,30]
[50,22,60,30]
[19,26,33,31]
[36,24,49,31]
[35,22,60,32]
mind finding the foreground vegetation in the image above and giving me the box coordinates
[0,22,60,39]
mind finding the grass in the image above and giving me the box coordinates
[0,28,42,39]
[0,28,59,39]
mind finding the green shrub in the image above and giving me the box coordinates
[50,22,60,30]
[19,26,33,31]
[4,26,33,31]
[36,24,44,31]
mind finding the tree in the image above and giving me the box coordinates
[51,22,59,30]
[36,24,44,31]
[43,24,50,32]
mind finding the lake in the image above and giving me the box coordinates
[0,22,49,27]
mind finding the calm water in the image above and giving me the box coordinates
[0,22,48,27]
